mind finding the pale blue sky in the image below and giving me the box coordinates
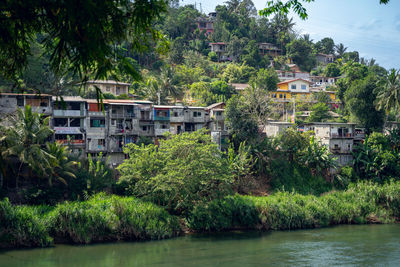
[180,0,400,69]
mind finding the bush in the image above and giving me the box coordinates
[188,181,400,232]
[0,198,52,248]
[47,194,181,244]
[118,130,234,215]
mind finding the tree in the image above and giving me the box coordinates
[260,0,390,20]
[345,74,385,133]
[225,95,259,145]
[117,130,234,215]
[208,52,218,62]
[45,142,77,187]
[324,63,341,77]
[375,69,400,116]
[250,68,280,91]
[286,39,316,72]
[335,43,347,58]
[315,37,335,55]
[308,103,332,122]
[0,0,167,86]
[1,106,53,187]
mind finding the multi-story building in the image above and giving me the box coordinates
[316,53,335,65]
[0,93,52,115]
[258,43,281,58]
[52,96,87,153]
[85,80,131,96]
[209,42,229,61]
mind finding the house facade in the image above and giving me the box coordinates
[86,80,131,96]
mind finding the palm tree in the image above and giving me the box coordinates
[335,43,347,58]
[375,69,400,118]
[45,142,77,186]
[301,34,313,44]
[1,105,54,187]
[159,66,182,102]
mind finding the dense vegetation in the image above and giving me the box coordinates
[188,181,400,231]
[0,194,180,249]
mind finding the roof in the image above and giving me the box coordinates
[301,122,356,126]
[277,78,312,85]
[206,102,225,110]
[154,105,184,109]
[265,121,295,125]
[229,83,249,90]
[52,96,86,102]
[0,93,51,97]
[209,42,226,45]
[86,80,131,86]
[317,53,335,57]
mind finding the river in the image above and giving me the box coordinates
[1,224,400,266]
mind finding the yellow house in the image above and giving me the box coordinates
[269,78,336,103]
[269,78,312,101]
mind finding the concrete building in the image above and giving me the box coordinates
[316,53,335,65]
[263,121,295,137]
[86,80,131,96]
[209,42,229,61]
[258,43,281,58]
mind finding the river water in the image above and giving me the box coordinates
[1,224,400,266]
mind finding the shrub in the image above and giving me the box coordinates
[188,181,400,232]
[0,198,52,248]
[47,194,180,244]
[118,130,234,215]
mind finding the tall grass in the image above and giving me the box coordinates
[0,198,52,248]
[47,194,181,244]
[188,181,400,231]
[1,194,181,248]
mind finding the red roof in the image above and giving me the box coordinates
[277,78,312,85]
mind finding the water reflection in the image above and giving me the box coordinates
[1,224,400,266]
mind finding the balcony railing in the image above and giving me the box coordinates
[154,116,170,121]
[56,139,85,145]
[111,112,136,118]
[331,133,353,138]
[53,110,85,117]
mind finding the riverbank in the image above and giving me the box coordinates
[1,181,400,249]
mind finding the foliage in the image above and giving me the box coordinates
[188,180,400,232]
[324,63,341,77]
[345,74,385,133]
[249,68,280,91]
[208,51,218,62]
[286,39,316,72]
[308,102,332,122]
[47,194,180,244]
[227,142,256,192]
[0,198,52,248]
[221,63,256,83]
[0,0,167,86]
[225,95,259,145]
[375,69,400,116]
[117,130,234,215]
[315,37,335,55]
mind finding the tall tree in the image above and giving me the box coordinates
[375,69,400,117]
[315,37,335,55]
[335,43,347,58]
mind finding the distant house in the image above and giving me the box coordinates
[209,42,229,61]
[229,83,249,93]
[276,70,310,81]
[269,78,313,102]
[258,43,281,58]
[309,76,338,87]
[316,53,335,65]
[86,80,131,96]
[196,17,214,36]
[263,121,295,137]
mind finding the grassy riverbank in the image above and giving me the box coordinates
[1,181,400,249]
[188,181,400,231]
[0,194,181,249]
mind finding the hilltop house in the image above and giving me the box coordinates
[86,80,131,96]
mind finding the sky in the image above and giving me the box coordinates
[180,0,400,69]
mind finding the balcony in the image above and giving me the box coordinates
[56,139,85,146]
[155,128,170,136]
[331,147,352,154]
[170,116,184,123]
[331,133,353,139]
[111,111,136,118]
[154,116,170,121]
[54,127,83,134]
[53,110,85,117]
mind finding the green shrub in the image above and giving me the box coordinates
[118,130,233,215]
[189,181,400,232]
[47,194,180,244]
[0,198,52,248]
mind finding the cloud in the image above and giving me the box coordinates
[358,18,382,31]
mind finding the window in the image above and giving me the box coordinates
[291,84,297,90]
[98,139,105,146]
[193,111,202,117]
[106,86,111,92]
[17,96,24,106]
[69,118,81,127]
[279,94,283,98]
[111,119,116,126]
[142,126,147,131]
[284,94,286,99]
[301,84,307,90]
[54,118,68,127]
[90,118,105,128]
[161,124,168,129]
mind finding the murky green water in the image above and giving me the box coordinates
[1,224,400,266]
